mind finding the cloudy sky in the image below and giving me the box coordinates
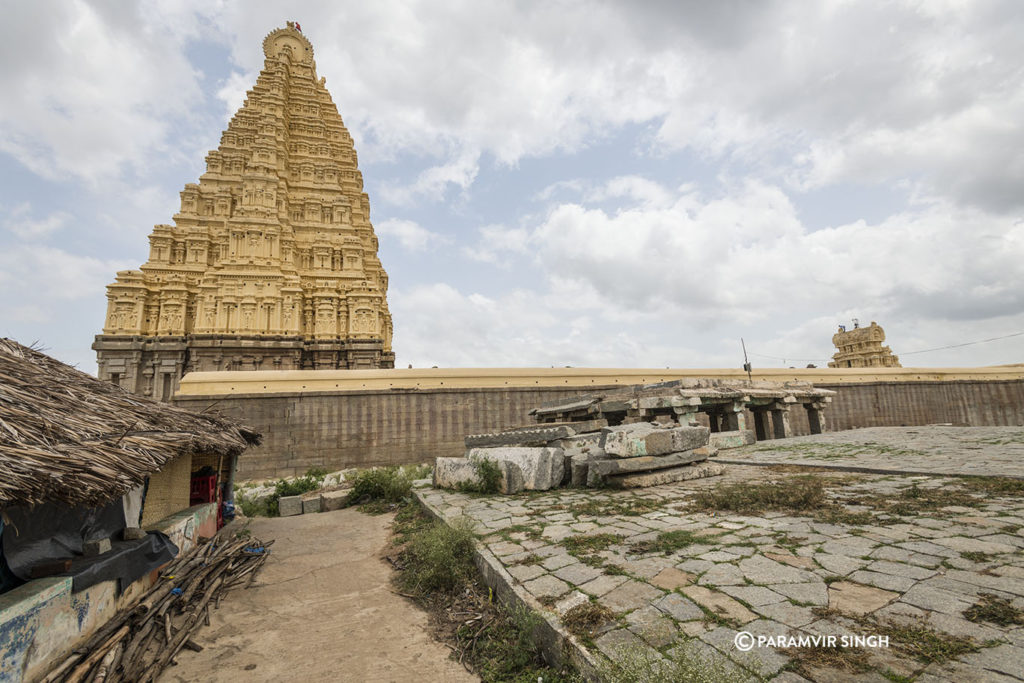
[2,0,1022,373]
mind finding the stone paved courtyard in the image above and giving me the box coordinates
[417,427,1024,682]
[720,426,1024,479]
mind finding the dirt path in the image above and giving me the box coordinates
[159,508,478,683]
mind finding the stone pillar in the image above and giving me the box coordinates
[752,410,771,441]
[769,401,793,439]
[722,400,748,431]
[806,401,828,434]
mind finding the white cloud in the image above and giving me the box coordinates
[375,218,447,251]
[462,224,531,263]
[1,203,70,240]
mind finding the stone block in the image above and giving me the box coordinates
[321,489,350,511]
[589,450,707,477]
[83,538,112,557]
[302,496,322,514]
[550,432,604,458]
[708,430,755,450]
[600,423,709,458]
[433,456,525,494]
[466,447,563,490]
[122,527,147,541]
[606,463,724,489]
[465,425,575,448]
[278,495,303,517]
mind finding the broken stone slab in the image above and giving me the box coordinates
[708,430,755,450]
[550,432,604,458]
[465,425,575,448]
[589,450,708,478]
[606,463,725,489]
[600,423,710,458]
[466,447,564,491]
[122,527,148,541]
[302,495,321,514]
[278,495,303,517]
[434,456,525,494]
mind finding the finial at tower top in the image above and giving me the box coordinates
[263,23,313,63]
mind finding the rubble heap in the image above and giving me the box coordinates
[433,379,834,494]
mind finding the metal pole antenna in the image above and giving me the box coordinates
[741,338,753,383]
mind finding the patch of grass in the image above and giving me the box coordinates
[396,515,478,595]
[782,643,872,679]
[963,592,1024,627]
[872,618,984,664]
[389,502,579,683]
[881,672,915,683]
[959,476,1024,497]
[691,477,828,515]
[597,642,756,683]
[348,466,413,510]
[460,605,580,683]
[563,497,667,518]
[628,529,702,555]
[562,533,621,556]
[513,554,543,566]
[562,602,616,640]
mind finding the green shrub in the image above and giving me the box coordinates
[263,468,329,516]
[397,515,477,595]
[349,467,413,505]
[456,458,503,494]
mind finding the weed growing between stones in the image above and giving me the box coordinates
[562,602,616,641]
[810,607,990,665]
[690,477,828,515]
[781,643,872,678]
[388,503,579,682]
[562,533,621,556]
[597,643,756,683]
[963,592,1024,627]
[628,529,702,555]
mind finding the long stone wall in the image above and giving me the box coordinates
[173,379,1024,481]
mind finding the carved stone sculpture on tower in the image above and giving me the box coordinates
[94,23,395,399]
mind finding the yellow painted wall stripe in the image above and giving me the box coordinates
[175,365,1024,397]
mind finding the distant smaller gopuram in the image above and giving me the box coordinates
[828,321,901,368]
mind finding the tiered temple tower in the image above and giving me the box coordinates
[94,23,394,400]
[828,321,901,368]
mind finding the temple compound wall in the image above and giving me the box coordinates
[94,24,394,400]
[171,367,1024,480]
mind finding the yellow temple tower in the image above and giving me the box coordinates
[828,321,901,368]
[94,23,394,399]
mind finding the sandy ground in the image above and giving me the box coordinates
[159,508,478,683]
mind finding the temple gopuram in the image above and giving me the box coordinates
[828,321,901,368]
[94,23,394,399]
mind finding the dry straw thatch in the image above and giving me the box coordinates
[0,338,260,508]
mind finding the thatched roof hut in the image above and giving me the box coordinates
[0,338,260,509]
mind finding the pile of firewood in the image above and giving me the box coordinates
[42,526,272,683]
